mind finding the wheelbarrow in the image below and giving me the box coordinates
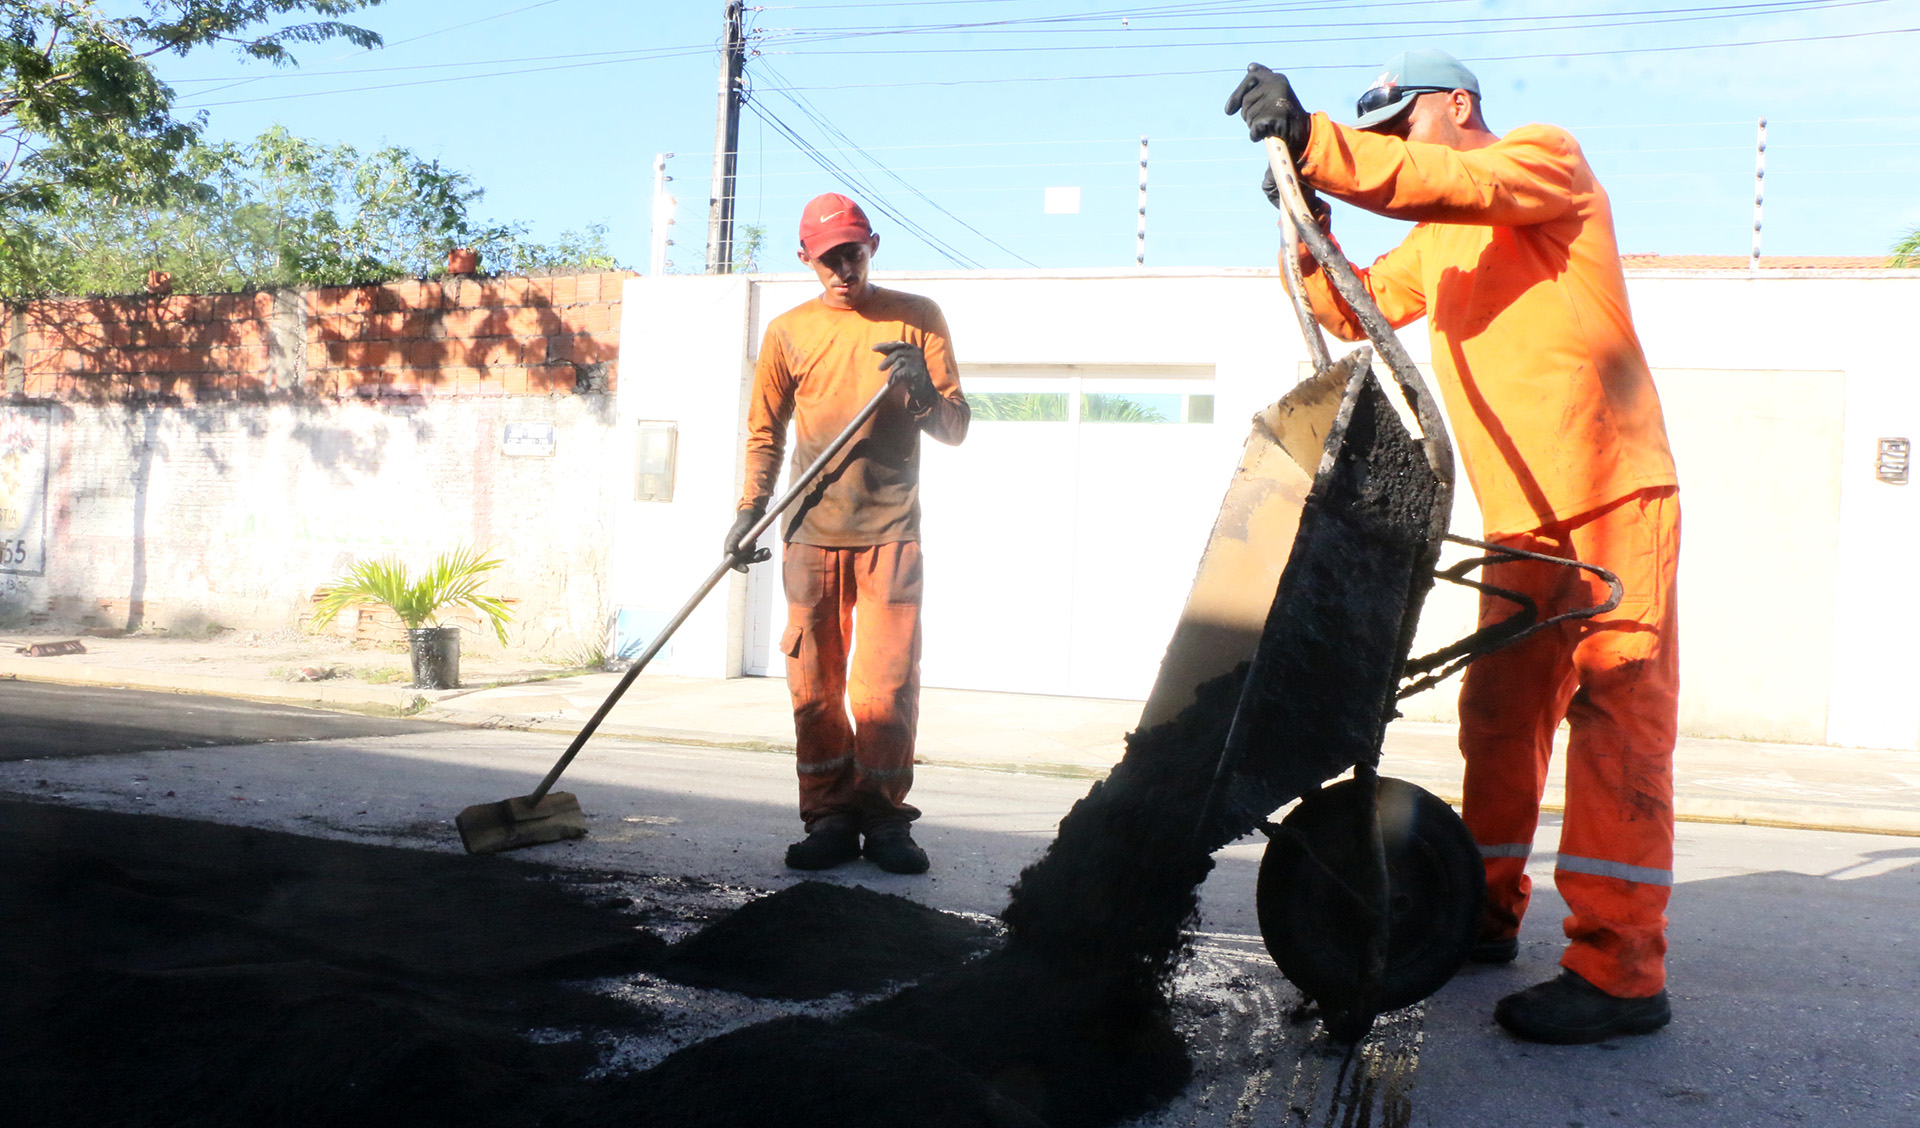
[1141,139,1622,1041]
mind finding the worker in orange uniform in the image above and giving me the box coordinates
[1226,49,1681,1044]
[725,193,969,875]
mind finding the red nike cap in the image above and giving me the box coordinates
[798,192,875,258]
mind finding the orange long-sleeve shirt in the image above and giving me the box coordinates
[741,286,969,547]
[1294,113,1677,537]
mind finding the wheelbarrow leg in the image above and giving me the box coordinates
[1315,760,1393,1043]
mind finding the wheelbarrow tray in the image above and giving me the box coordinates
[1142,343,1450,853]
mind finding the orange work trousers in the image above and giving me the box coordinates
[781,541,923,832]
[1458,486,1680,998]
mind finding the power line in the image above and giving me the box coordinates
[164,44,704,84]
[178,0,578,102]
[751,59,1039,267]
[764,0,1869,43]
[174,44,714,109]
[767,1,1891,55]
[777,24,1920,89]
[744,100,985,268]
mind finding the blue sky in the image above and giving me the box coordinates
[152,0,1920,273]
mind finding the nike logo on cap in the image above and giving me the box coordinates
[816,209,847,223]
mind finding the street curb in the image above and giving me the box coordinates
[12,659,1920,839]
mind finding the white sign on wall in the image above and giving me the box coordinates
[0,406,49,575]
[502,420,556,457]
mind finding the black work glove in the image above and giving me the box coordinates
[872,341,937,413]
[723,505,764,573]
[1224,63,1312,153]
[1261,167,1332,224]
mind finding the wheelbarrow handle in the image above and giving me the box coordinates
[1262,137,1455,523]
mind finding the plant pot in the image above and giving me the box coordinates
[145,270,173,295]
[407,626,460,689]
[445,247,479,275]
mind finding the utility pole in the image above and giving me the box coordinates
[705,0,746,274]
[650,153,677,276]
[1136,136,1149,267]
[1750,116,1767,271]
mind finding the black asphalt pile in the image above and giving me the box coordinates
[608,672,1247,1128]
[2,662,1261,1128]
[612,1016,1048,1128]
[798,672,1251,1127]
[848,949,1191,1128]
[0,800,665,1128]
[652,879,998,999]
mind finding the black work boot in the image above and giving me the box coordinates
[861,823,930,875]
[1494,968,1671,1044]
[785,819,860,871]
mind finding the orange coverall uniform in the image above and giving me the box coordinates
[742,286,969,832]
[1293,113,1681,998]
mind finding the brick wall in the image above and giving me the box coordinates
[306,272,627,398]
[1,270,631,402]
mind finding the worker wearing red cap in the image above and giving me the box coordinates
[1226,50,1681,1044]
[726,192,969,875]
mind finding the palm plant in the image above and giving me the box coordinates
[1081,393,1170,423]
[309,546,512,645]
[1893,227,1920,268]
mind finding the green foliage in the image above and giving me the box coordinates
[2,2,383,216]
[2,126,619,295]
[729,222,765,274]
[1081,393,1169,423]
[309,545,513,645]
[1892,227,1920,268]
[970,392,1068,421]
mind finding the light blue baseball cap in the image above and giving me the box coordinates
[1354,49,1481,130]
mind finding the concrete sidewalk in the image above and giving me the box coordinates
[6,628,1919,836]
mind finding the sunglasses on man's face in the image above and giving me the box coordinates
[1355,84,1449,118]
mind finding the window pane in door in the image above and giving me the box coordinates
[969,392,1070,421]
[1080,392,1216,423]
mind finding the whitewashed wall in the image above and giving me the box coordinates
[0,395,620,653]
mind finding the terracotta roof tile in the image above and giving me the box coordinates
[1619,254,1899,270]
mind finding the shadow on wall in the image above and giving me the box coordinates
[125,407,163,634]
[290,413,397,483]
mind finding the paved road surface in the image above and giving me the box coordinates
[0,680,449,761]
[2,686,1914,1126]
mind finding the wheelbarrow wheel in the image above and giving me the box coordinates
[1256,776,1484,1032]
